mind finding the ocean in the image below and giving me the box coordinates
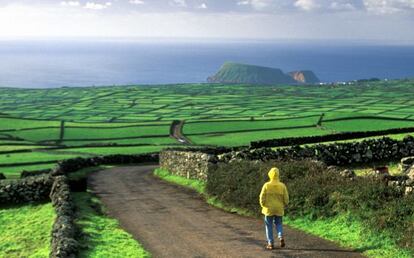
[0,39,414,88]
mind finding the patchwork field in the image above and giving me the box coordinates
[1,79,414,177]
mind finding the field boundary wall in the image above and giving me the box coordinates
[251,127,414,148]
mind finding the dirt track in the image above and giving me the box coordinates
[170,120,193,144]
[88,165,365,258]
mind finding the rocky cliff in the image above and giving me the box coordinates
[288,70,320,84]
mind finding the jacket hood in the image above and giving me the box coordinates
[268,167,280,182]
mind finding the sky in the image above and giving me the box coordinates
[0,0,413,43]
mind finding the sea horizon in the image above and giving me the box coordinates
[1,38,414,88]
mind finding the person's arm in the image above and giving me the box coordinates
[283,185,289,206]
[259,184,267,208]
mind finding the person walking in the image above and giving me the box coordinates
[259,167,289,250]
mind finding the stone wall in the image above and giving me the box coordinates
[21,169,52,178]
[0,175,53,204]
[220,136,414,166]
[160,150,217,181]
[251,127,414,148]
[50,175,77,258]
[52,153,159,176]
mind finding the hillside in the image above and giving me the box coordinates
[207,62,319,85]
[207,62,296,84]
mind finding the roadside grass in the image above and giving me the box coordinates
[153,168,254,217]
[154,168,411,258]
[285,215,412,258]
[0,202,55,258]
[73,192,150,258]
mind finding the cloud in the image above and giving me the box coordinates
[330,1,356,11]
[197,3,207,9]
[169,0,187,7]
[84,2,112,10]
[60,1,80,7]
[250,0,276,11]
[0,1,413,43]
[237,1,250,6]
[129,0,144,4]
[364,0,414,14]
[294,0,319,11]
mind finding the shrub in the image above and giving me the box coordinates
[206,159,414,253]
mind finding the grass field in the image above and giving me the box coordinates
[0,203,55,258]
[2,80,414,177]
[2,81,414,257]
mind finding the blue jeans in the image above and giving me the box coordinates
[264,215,283,244]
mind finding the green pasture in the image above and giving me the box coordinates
[1,80,414,177]
[323,119,414,132]
[0,164,56,179]
[61,137,177,146]
[183,116,320,135]
[1,80,414,122]
[0,203,55,258]
[56,145,168,156]
[188,127,329,146]
[64,125,169,140]
[0,145,51,152]
[0,151,81,166]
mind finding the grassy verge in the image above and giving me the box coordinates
[0,203,55,258]
[154,168,411,258]
[153,169,254,217]
[285,215,412,258]
[73,192,150,258]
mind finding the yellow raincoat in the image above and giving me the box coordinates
[259,167,289,216]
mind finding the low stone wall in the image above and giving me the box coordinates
[50,175,77,258]
[0,175,53,204]
[21,169,52,178]
[220,136,414,166]
[160,150,217,181]
[52,153,159,176]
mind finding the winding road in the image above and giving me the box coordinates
[170,120,193,144]
[88,165,365,258]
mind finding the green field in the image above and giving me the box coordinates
[0,203,55,258]
[2,80,414,177]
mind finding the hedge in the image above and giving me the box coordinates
[206,160,414,254]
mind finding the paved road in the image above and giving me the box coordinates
[88,165,365,258]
